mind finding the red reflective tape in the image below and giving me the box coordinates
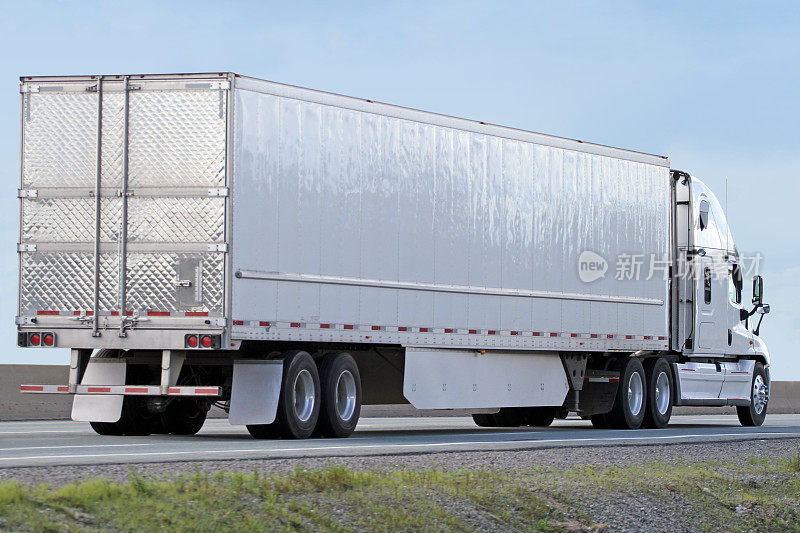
[372,326,381,331]
[344,324,354,330]
[20,385,44,392]
[658,336,666,340]
[233,320,244,325]
[399,327,408,332]
[57,386,69,392]
[74,310,81,315]
[259,321,270,327]
[320,323,331,329]
[194,388,219,395]
[290,322,301,328]
[570,333,578,338]
[185,312,208,317]
[445,328,454,333]
[681,368,696,372]
[125,387,149,394]
[110,311,119,316]
[590,334,598,338]
[168,387,180,394]
[510,331,518,335]
[644,336,651,340]
[148,311,170,316]
[532,332,541,336]
[626,335,633,339]
[419,327,429,332]
[610,378,619,383]
[488,330,496,335]
[87,387,111,393]
[469,329,478,334]
[37,310,59,315]
[607,334,614,339]
[550,332,558,337]
[731,371,749,374]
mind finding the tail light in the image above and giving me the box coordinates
[23,332,55,347]
[185,334,219,349]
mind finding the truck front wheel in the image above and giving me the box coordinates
[607,357,646,429]
[737,362,768,427]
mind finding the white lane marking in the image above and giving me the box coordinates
[1,431,798,463]
[0,430,88,435]
[0,443,155,452]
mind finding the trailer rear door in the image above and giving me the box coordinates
[19,75,229,332]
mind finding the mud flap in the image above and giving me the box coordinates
[71,359,126,422]
[229,360,283,425]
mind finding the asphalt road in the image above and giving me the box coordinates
[1,414,799,469]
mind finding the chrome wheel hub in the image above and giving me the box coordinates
[335,370,357,422]
[293,369,315,423]
[655,371,670,416]
[752,375,768,415]
[627,371,644,417]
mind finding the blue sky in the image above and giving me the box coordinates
[1,1,798,378]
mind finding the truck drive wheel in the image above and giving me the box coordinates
[248,350,320,440]
[89,396,157,436]
[607,357,647,429]
[314,352,362,438]
[642,358,673,429]
[737,362,768,427]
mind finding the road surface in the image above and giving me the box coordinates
[1,414,798,468]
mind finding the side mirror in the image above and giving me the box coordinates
[752,276,764,305]
[757,303,770,315]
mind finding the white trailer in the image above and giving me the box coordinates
[17,73,772,438]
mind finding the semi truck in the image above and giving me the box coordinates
[17,72,772,438]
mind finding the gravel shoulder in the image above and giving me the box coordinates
[2,438,799,532]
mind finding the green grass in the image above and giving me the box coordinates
[1,452,799,532]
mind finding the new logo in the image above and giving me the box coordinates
[578,251,608,283]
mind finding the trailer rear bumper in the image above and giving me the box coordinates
[20,384,220,396]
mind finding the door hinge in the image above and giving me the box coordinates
[208,188,229,197]
[18,189,38,199]
[20,84,40,94]
[17,243,36,252]
[85,84,98,93]
[207,243,228,252]
[116,190,134,197]
[173,279,193,288]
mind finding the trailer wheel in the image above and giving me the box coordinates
[314,352,362,438]
[162,399,209,436]
[607,357,646,429]
[737,362,768,427]
[642,358,673,428]
[524,407,556,427]
[472,413,497,427]
[89,421,123,436]
[249,350,320,439]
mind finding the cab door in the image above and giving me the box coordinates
[692,195,727,353]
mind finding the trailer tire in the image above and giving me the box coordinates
[642,358,673,429]
[737,362,768,427]
[314,352,361,438]
[524,407,556,427]
[89,421,123,436]
[162,399,209,435]
[472,413,496,427]
[607,357,646,429]
[249,350,320,440]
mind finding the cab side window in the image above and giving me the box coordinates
[728,263,742,304]
[698,199,710,230]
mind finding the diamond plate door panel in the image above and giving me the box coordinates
[125,253,223,313]
[20,252,119,313]
[128,90,226,187]
[126,197,225,243]
[21,197,121,243]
